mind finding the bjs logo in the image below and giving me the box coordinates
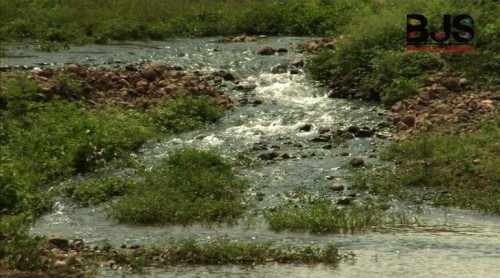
[407,14,474,44]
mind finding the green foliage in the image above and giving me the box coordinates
[0,0,372,43]
[264,198,386,234]
[353,116,500,214]
[148,96,225,133]
[63,174,136,206]
[109,148,248,225]
[0,215,53,271]
[85,236,346,265]
[308,0,500,103]
[0,77,155,215]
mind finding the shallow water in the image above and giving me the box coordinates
[5,38,499,277]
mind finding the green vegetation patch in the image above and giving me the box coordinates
[352,115,500,214]
[148,95,225,133]
[264,198,394,234]
[0,76,226,217]
[0,0,370,43]
[307,0,500,106]
[84,236,348,268]
[108,148,248,225]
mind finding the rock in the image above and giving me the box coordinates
[442,77,460,92]
[234,82,256,91]
[55,260,67,267]
[341,132,355,140]
[355,129,375,138]
[69,239,84,251]
[280,153,291,159]
[347,126,360,134]
[311,135,331,142]
[257,46,275,55]
[217,69,236,81]
[125,64,138,71]
[0,65,12,72]
[396,121,409,131]
[271,64,288,74]
[258,152,279,160]
[48,234,69,249]
[276,48,288,53]
[318,127,330,134]
[349,157,365,167]
[459,78,471,88]
[328,183,345,191]
[291,57,304,68]
[252,99,263,106]
[436,104,452,114]
[38,67,55,78]
[289,67,300,74]
[141,67,157,81]
[322,144,333,149]
[65,64,80,74]
[419,90,430,100]
[337,197,352,205]
[298,123,313,132]
[401,115,416,127]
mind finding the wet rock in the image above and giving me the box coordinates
[125,64,138,72]
[69,239,84,251]
[318,127,330,134]
[355,128,375,138]
[258,152,279,160]
[141,67,157,81]
[328,183,345,191]
[38,67,55,78]
[341,132,355,140]
[337,197,352,205]
[217,69,236,81]
[291,57,304,68]
[0,65,12,72]
[298,123,313,132]
[257,46,276,55]
[349,157,365,167]
[48,234,69,249]
[289,67,300,74]
[271,63,288,74]
[276,48,288,53]
[322,144,333,149]
[347,126,360,134]
[311,135,331,142]
[280,153,291,159]
[234,82,256,91]
[251,99,263,106]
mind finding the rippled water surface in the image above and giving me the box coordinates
[5,38,499,277]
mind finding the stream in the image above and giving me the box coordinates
[3,38,500,277]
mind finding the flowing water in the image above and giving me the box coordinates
[3,38,499,277]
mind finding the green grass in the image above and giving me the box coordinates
[307,0,500,106]
[0,0,370,43]
[352,115,500,214]
[0,76,227,216]
[83,236,348,268]
[108,147,248,225]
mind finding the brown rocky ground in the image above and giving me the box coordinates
[385,75,499,140]
[2,63,234,110]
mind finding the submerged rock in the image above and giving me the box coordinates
[349,157,365,167]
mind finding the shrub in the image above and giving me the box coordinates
[148,96,225,133]
[109,148,248,225]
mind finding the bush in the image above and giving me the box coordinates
[148,96,225,133]
[109,148,248,225]
[0,215,52,271]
